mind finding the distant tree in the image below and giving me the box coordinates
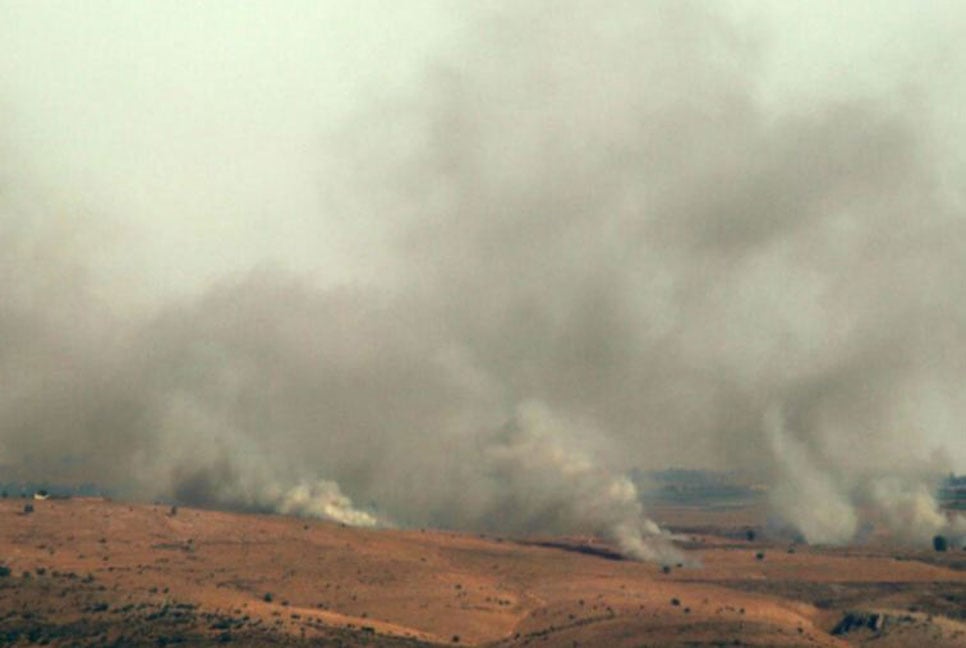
[933,535,948,552]
[745,529,756,542]
[0,566,10,577]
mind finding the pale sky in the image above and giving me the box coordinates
[2,1,963,304]
[1,1,461,300]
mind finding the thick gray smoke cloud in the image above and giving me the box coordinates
[2,1,964,553]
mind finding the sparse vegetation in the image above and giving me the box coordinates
[1,489,961,646]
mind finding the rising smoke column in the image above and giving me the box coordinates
[354,1,966,546]
[1,1,965,552]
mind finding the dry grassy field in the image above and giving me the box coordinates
[0,497,963,647]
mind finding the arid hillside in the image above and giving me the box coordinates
[0,497,963,646]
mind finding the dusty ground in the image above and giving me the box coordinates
[0,497,963,646]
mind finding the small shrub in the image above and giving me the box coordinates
[263,593,273,603]
[933,535,948,552]
[452,635,460,643]
[745,529,756,542]
[23,504,34,514]
[670,598,680,606]
[169,505,178,516]
[0,566,9,577]
[661,565,671,575]
[755,552,765,561]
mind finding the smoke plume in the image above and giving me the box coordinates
[2,1,965,554]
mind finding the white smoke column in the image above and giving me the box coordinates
[864,477,951,545]
[135,403,380,527]
[271,480,380,527]
[765,408,858,544]
[484,401,684,563]
[766,408,965,546]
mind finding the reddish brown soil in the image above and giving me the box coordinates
[0,497,963,646]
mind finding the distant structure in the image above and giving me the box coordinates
[33,490,49,501]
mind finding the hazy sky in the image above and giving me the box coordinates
[3,1,963,300]
[1,1,461,299]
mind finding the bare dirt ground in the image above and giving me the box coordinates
[0,497,963,646]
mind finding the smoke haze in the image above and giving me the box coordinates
[2,1,965,552]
